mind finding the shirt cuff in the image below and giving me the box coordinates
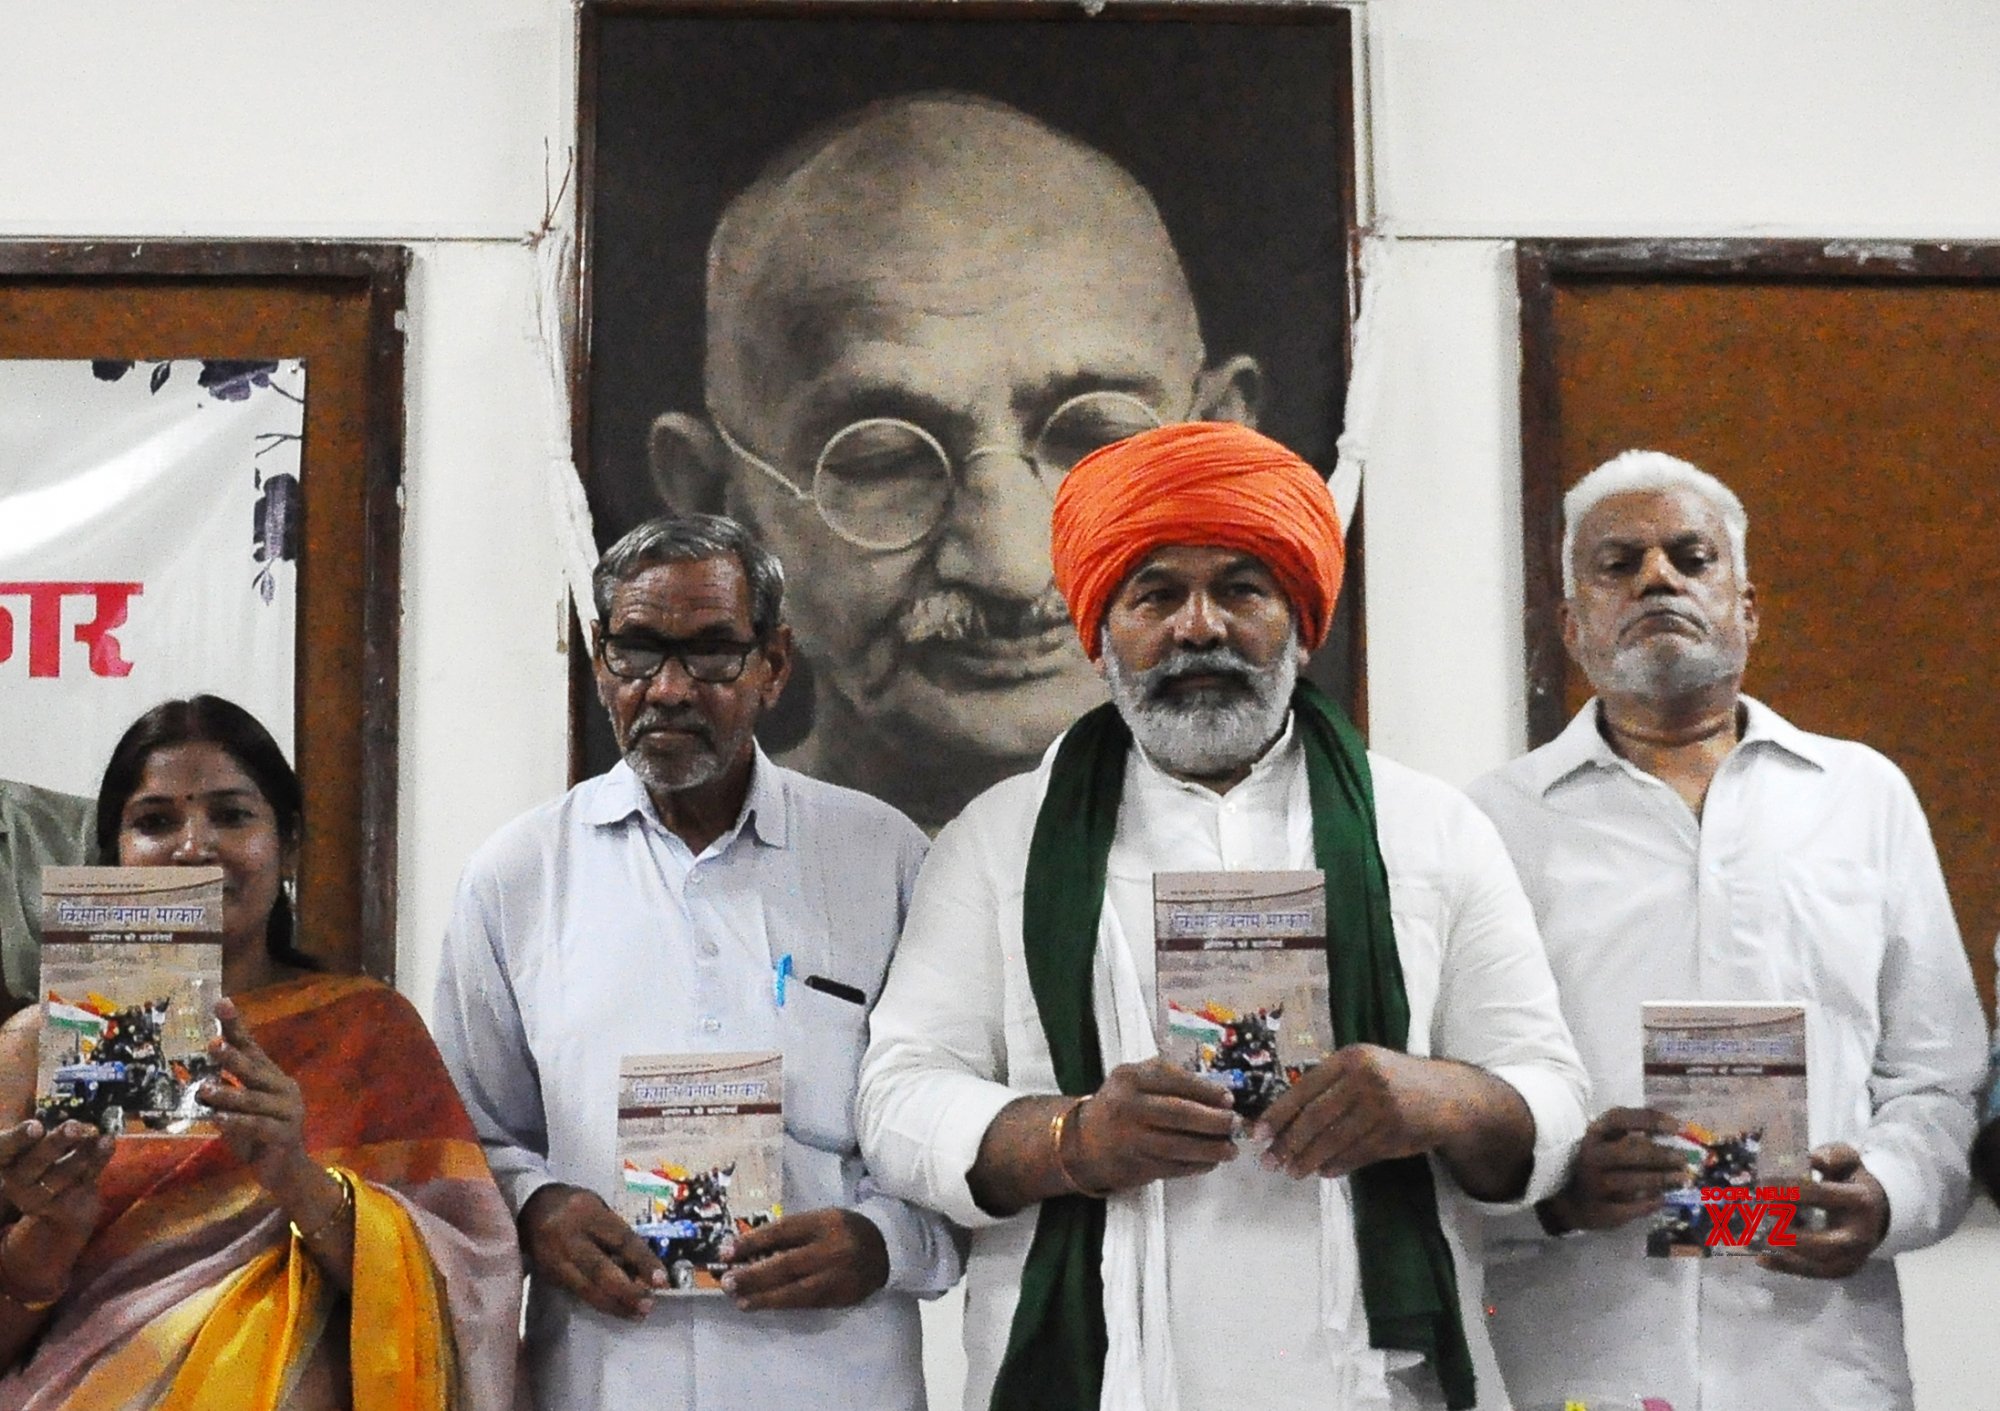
[1859,1141,1942,1260]
[492,1159,560,1221]
[1480,1061,1588,1211]
[851,1189,962,1298]
[884,1074,1022,1231]
[1484,1204,1570,1243]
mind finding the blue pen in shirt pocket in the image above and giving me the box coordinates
[774,952,793,1008]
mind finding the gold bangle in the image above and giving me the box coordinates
[0,1235,65,1312]
[1050,1096,1106,1198]
[290,1167,355,1245]
[2,1285,61,1313]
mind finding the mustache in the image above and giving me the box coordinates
[628,708,713,744]
[1130,646,1261,704]
[898,587,1072,646]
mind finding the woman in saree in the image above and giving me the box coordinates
[0,695,520,1409]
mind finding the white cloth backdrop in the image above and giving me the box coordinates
[0,358,306,797]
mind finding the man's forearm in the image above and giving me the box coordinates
[1425,1059,1536,1202]
[966,1094,1082,1218]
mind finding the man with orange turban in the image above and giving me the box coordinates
[859,422,1589,1411]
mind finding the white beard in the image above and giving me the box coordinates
[1103,627,1298,779]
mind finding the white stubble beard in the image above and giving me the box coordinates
[1598,630,1743,701]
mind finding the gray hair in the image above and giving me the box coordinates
[593,513,785,636]
[1562,450,1750,596]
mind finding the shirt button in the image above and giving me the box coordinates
[699,1016,722,1034]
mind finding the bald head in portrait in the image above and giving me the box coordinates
[647,93,1265,830]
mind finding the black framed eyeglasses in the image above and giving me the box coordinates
[598,633,762,684]
[710,388,1181,553]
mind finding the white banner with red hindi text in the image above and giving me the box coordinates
[0,358,306,799]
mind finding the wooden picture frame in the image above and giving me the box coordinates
[1517,237,2000,1003]
[570,0,1360,830]
[0,242,409,981]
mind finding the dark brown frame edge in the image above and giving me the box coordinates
[0,240,410,981]
[1515,237,2000,747]
[567,0,1362,773]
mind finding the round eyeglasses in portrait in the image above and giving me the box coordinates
[712,389,1174,552]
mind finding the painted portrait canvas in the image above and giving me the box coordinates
[580,6,1355,829]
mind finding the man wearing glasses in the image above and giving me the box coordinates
[647,92,1263,831]
[434,515,959,1410]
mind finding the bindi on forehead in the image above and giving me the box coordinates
[135,744,256,787]
[126,785,261,808]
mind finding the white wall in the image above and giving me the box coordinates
[2,7,563,238]
[8,2,1999,1407]
[1369,1,2000,242]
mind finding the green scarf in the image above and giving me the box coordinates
[988,681,1476,1411]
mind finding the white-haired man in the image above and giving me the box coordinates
[1468,450,1986,1410]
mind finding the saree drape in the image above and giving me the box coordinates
[0,975,521,1411]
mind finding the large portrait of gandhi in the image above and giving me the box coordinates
[581,9,1354,830]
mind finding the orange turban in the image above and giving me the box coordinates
[1050,421,1345,660]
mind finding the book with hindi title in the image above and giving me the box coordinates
[1642,1000,1809,1257]
[1154,869,1332,1121]
[35,866,225,1138]
[615,1051,784,1295]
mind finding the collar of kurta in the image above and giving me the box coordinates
[584,747,790,850]
[1530,694,1831,798]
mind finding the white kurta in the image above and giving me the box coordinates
[433,752,961,1411]
[1468,698,1987,1411]
[859,721,1591,1411]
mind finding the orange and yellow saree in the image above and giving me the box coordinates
[0,976,520,1411]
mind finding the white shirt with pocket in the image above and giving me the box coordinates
[1468,697,1987,1411]
[434,752,961,1411]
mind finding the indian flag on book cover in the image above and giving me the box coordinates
[623,1160,685,1197]
[45,998,107,1039]
[1641,1000,1808,1258]
[1166,999,1230,1044]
